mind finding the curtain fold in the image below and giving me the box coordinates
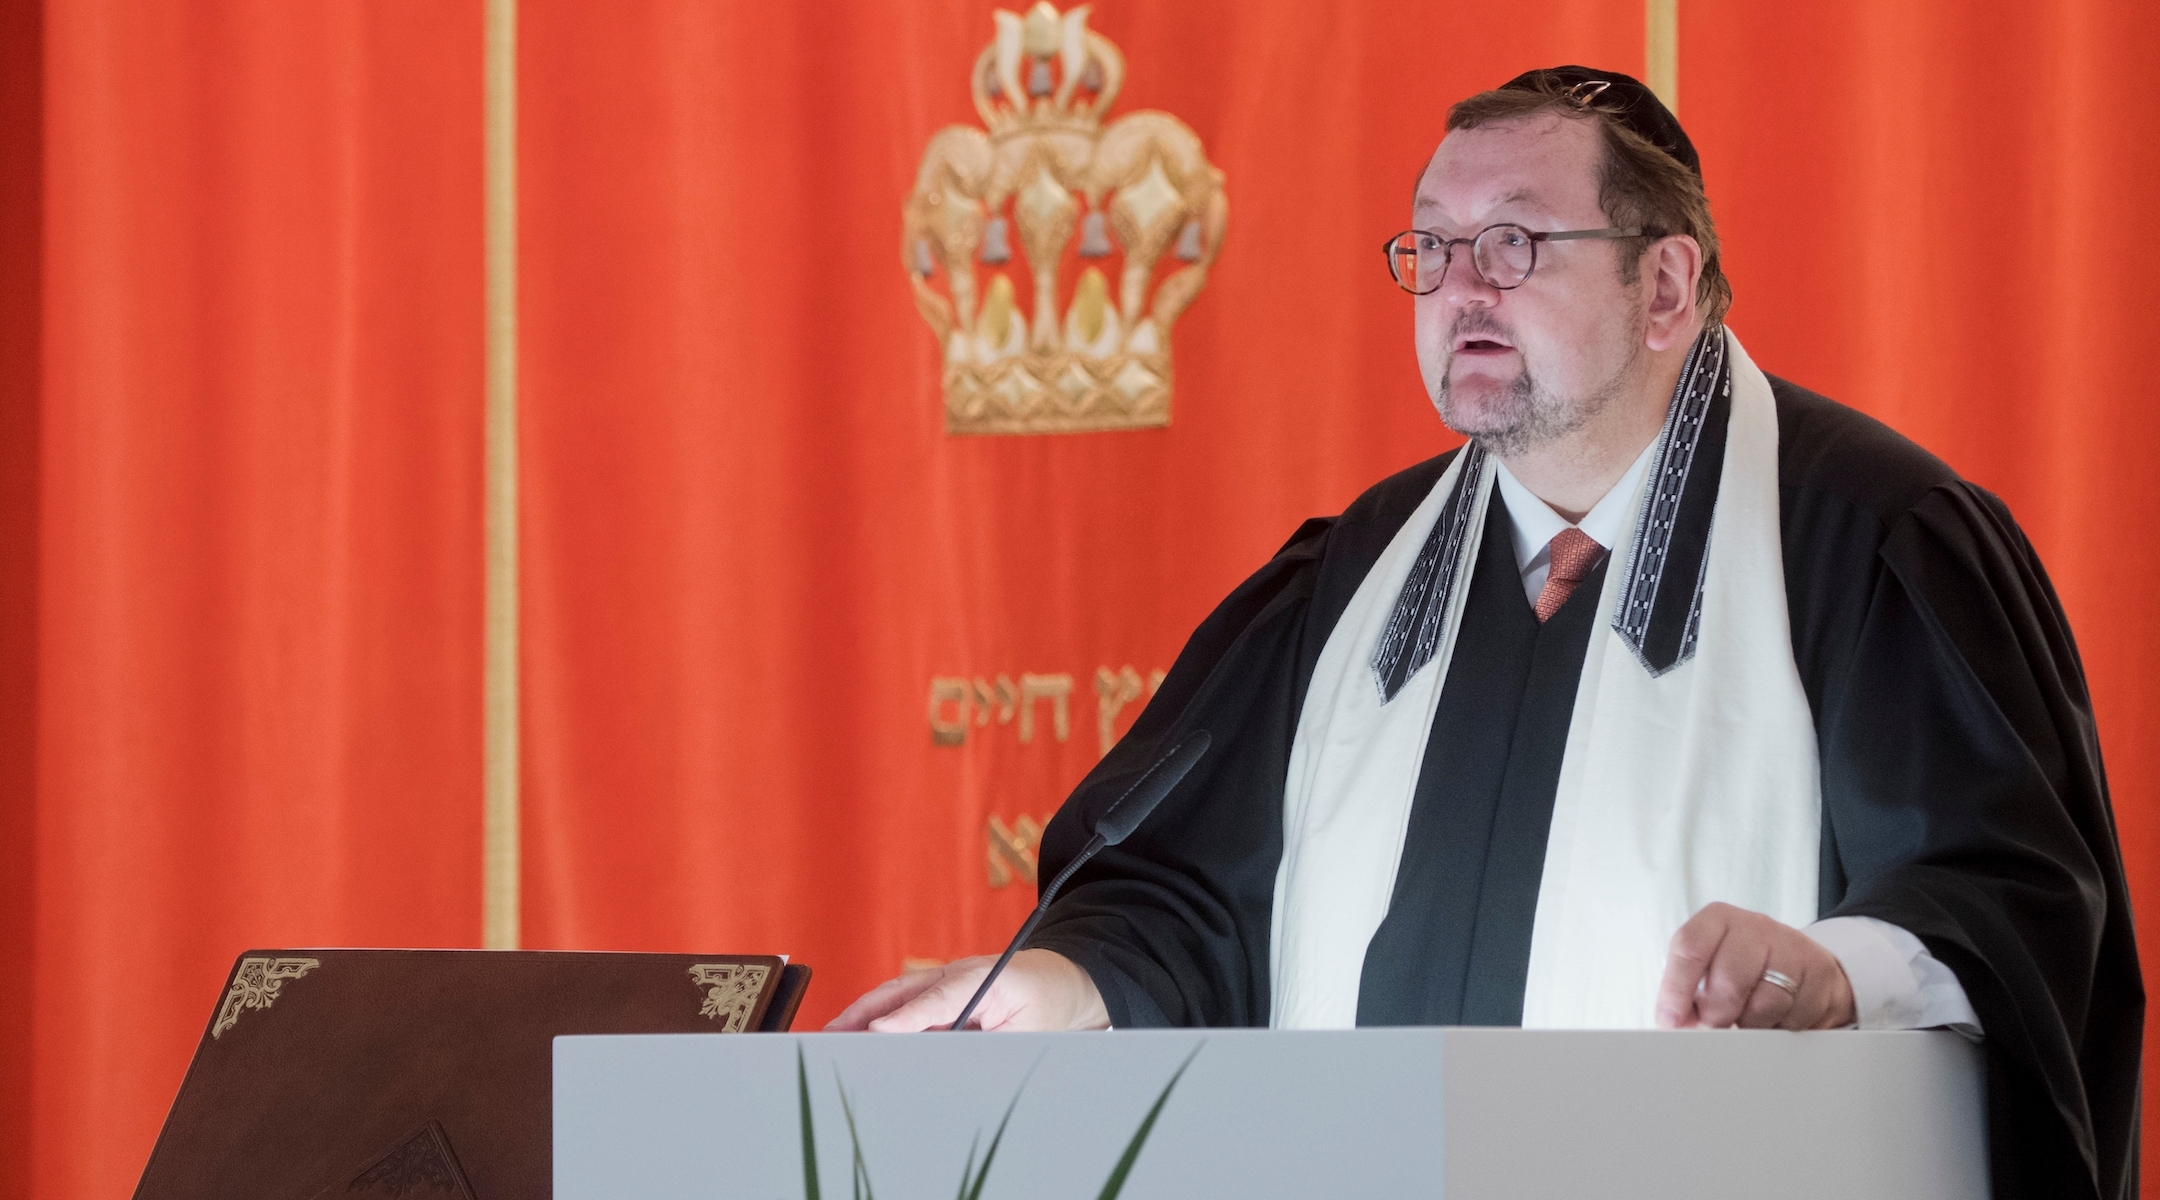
[21,4,486,1196]
[0,3,43,1198]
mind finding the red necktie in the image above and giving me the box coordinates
[1533,528,1603,622]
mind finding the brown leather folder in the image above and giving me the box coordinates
[132,949,810,1200]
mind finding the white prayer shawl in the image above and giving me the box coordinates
[1269,327,1821,1030]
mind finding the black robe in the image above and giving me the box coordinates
[1027,378,2142,1199]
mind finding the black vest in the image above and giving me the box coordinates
[1356,498,1609,1026]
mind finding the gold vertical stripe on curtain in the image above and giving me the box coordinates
[1646,0,1677,110]
[484,0,520,950]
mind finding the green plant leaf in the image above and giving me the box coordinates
[964,1055,1042,1200]
[796,1045,820,1200]
[952,1132,980,1200]
[1095,1043,1203,1200]
[834,1067,875,1200]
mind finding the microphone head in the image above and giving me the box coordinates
[1093,729,1211,846]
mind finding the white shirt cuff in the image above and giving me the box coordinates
[1803,915,1983,1038]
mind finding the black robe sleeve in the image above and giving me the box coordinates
[1022,516,1333,1028]
[1801,478,2141,1200]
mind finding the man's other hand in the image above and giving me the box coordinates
[824,948,1111,1032]
[1655,902,1857,1030]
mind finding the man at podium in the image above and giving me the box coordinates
[832,67,2140,1198]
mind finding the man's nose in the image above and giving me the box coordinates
[1425,266,1502,329]
[1438,249,1502,310]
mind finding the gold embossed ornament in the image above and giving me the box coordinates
[902,3,1227,435]
[689,962,772,1032]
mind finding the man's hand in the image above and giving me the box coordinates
[824,949,1111,1032]
[1655,902,1857,1030]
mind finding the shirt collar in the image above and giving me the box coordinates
[1491,436,1659,570]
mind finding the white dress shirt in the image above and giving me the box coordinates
[1489,449,1982,1035]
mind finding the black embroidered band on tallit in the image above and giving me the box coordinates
[1613,326,1731,676]
[1371,443,1488,703]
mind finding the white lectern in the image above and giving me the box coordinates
[555,1028,1985,1199]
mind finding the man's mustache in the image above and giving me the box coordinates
[1448,313,1519,353]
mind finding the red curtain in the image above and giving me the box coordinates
[3,1,2157,1196]
[9,5,486,1199]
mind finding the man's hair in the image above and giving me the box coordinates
[1445,79,1732,327]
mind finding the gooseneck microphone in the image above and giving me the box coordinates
[948,728,1212,1031]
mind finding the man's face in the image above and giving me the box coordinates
[1412,113,1649,456]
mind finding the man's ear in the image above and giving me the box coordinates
[1643,234,1703,352]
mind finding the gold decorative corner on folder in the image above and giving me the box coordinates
[903,2,1227,435]
[211,956,321,1039]
[689,963,773,1032]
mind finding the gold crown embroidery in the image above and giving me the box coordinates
[903,2,1227,436]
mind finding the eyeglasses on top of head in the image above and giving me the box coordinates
[1382,223,1663,295]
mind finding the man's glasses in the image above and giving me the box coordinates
[1382,223,1660,295]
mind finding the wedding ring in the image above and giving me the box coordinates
[1761,968,1801,997]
